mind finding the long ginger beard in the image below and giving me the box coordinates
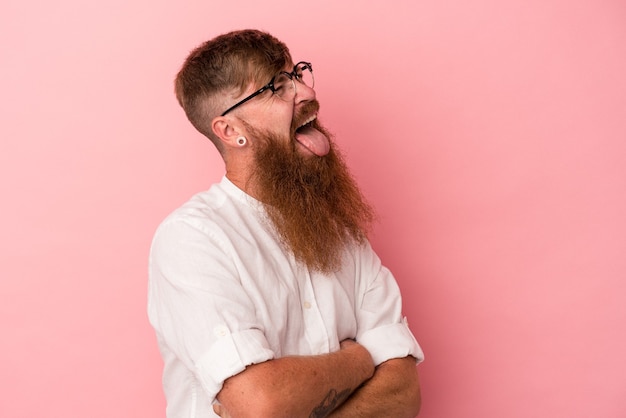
[246,119,375,274]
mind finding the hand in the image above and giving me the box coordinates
[339,339,358,350]
[213,403,232,418]
[339,339,375,381]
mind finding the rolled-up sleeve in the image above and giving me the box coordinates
[354,243,424,366]
[148,218,275,401]
[196,329,274,399]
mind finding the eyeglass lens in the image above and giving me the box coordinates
[273,64,314,101]
[273,73,294,100]
[295,63,314,89]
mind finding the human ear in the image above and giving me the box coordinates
[212,116,243,148]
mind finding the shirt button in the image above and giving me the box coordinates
[303,301,312,309]
[214,325,229,337]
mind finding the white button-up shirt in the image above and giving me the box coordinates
[148,176,423,418]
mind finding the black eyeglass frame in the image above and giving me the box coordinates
[220,61,313,116]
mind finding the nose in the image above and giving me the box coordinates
[294,80,316,105]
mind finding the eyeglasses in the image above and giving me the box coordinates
[220,61,314,116]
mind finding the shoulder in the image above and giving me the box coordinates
[155,178,254,239]
[342,239,383,272]
[149,178,271,271]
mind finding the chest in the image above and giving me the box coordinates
[234,242,359,357]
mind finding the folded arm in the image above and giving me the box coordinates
[215,340,375,418]
[328,355,421,418]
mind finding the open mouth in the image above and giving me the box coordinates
[295,114,317,133]
[293,113,330,157]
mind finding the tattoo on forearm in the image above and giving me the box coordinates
[309,388,352,418]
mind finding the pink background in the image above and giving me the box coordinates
[2,1,625,417]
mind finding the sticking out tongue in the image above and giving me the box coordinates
[295,125,330,156]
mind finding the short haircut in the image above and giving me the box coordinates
[174,29,292,151]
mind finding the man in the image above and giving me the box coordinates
[148,29,424,418]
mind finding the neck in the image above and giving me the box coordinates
[225,157,259,199]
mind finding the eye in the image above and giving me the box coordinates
[272,73,292,98]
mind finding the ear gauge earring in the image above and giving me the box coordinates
[236,136,247,146]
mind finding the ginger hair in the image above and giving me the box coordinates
[174,29,292,153]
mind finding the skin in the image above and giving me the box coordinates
[214,340,375,418]
[327,356,421,418]
[211,64,319,199]
[209,66,421,418]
